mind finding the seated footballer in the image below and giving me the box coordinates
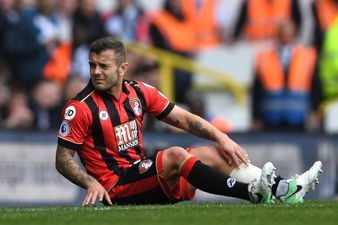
[56,37,322,206]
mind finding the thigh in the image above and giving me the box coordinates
[188,145,235,174]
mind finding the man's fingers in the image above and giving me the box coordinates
[90,191,99,205]
[82,192,93,206]
[104,191,112,205]
[237,150,250,166]
[232,155,241,167]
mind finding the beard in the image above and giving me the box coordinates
[90,72,121,92]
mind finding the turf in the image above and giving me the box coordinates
[0,201,337,225]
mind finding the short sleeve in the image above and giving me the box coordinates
[137,82,175,119]
[57,100,91,150]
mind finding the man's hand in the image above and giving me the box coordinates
[162,105,251,167]
[82,179,112,206]
[218,137,250,168]
[55,145,113,206]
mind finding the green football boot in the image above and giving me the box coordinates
[249,162,277,204]
[279,161,323,204]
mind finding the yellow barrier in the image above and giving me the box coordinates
[126,42,247,105]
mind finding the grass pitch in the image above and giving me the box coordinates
[1,201,337,225]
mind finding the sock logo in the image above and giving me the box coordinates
[227,178,236,188]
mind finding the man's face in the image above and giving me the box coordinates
[89,50,127,91]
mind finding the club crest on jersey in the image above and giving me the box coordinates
[138,159,153,174]
[114,120,139,152]
[129,99,142,116]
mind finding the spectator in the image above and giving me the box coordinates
[132,60,160,89]
[41,0,78,84]
[1,0,49,90]
[103,0,149,43]
[181,0,231,50]
[1,89,34,129]
[319,16,338,101]
[63,75,87,101]
[0,0,15,58]
[71,0,106,79]
[33,0,58,50]
[28,79,63,130]
[54,0,78,44]
[31,0,71,84]
[318,18,338,190]
[252,20,321,132]
[0,38,11,125]
[149,0,195,104]
[311,0,338,54]
[0,80,10,125]
[233,0,302,43]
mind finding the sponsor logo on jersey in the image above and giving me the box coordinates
[227,178,236,188]
[138,159,153,174]
[114,120,139,151]
[129,99,142,116]
[59,120,71,136]
[99,110,108,120]
[64,106,76,120]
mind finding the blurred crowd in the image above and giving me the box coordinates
[0,0,337,133]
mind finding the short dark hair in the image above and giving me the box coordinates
[89,37,127,65]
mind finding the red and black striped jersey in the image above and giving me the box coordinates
[57,80,174,191]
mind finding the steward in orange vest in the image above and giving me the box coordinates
[311,0,338,52]
[150,1,196,53]
[253,21,321,130]
[233,0,302,42]
[149,0,195,103]
[182,0,222,49]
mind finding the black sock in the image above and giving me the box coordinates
[185,160,251,201]
[271,175,284,197]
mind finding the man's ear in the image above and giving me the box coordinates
[119,62,128,75]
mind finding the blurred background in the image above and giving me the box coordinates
[0,0,337,205]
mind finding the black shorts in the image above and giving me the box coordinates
[106,151,195,205]
[108,155,179,205]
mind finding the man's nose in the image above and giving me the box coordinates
[93,66,101,75]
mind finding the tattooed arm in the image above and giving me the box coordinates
[161,105,218,140]
[161,105,250,167]
[55,145,112,206]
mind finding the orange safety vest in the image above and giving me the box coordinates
[151,11,196,52]
[256,45,317,92]
[315,0,338,31]
[182,0,220,49]
[255,45,317,125]
[43,42,72,84]
[245,0,291,41]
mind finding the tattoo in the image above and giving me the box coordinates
[174,120,180,126]
[191,120,210,137]
[56,146,93,189]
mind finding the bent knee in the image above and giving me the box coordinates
[163,146,190,167]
